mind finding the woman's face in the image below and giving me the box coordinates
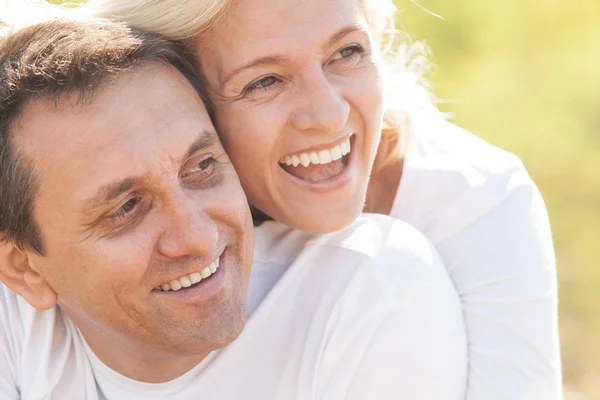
[195,0,384,233]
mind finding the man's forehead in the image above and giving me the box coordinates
[15,64,213,157]
[13,64,220,206]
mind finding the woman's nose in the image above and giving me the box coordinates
[290,68,350,133]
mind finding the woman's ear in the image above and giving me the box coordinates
[0,240,57,310]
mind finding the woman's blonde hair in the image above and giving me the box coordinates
[2,0,437,114]
[0,0,230,38]
[84,0,436,112]
[362,0,437,111]
[2,0,438,169]
[80,0,440,172]
[81,0,230,39]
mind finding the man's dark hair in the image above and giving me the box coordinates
[0,18,211,255]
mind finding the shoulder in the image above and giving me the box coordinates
[306,214,457,306]
[253,215,453,290]
[0,285,27,398]
[1,284,26,339]
[406,110,531,197]
[251,215,462,337]
[393,110,542,243]
[1,284,77,397]
[1,283,61,358]
[255,215,458,313]
[309,216,467,398]
[0,283,60,334]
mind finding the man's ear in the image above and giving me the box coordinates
[0,240,57,310]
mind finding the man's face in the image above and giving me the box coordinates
[14,63,253,358]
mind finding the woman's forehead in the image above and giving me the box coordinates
[203,0,367,39]
[195,0,371,63]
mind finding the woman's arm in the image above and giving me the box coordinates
[436,169,561,399]
[340,283,468,400]
[316,220,468,399]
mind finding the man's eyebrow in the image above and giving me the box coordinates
[83,131,218,215]
[83,176,143,216]
[184,130,219,160]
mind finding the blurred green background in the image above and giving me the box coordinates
[396,0,600,398]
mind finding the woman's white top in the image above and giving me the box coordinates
[1,215,467,399]
[249,112,562,399]
[390,112,561,399]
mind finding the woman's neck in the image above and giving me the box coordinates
[364,112,409,215]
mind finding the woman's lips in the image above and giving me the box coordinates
[278,135,353,182]
[280,155,348,182]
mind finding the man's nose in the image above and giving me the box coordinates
[290,68,350,133]
[156,193,219,260]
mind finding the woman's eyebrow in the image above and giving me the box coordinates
[324,24,367,50]
[221,55,286,88]
[220,24,367,88]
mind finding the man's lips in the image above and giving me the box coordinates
[154,252,223,292]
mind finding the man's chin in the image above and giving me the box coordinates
[209,317,246,349]
[174,302,248,352]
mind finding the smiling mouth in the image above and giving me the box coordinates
[278,135,353,182]
[155,256,221,292]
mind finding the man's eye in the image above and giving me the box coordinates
[110,197,140,221]
[244,75,278,94]
[183,157,216,183]
[190,157,215,176]
[181,155,224,190]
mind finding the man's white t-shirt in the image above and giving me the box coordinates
[0,215,467,399]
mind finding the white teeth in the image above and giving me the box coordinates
[200,266,212,279]
[341,138,351,156]
[209,257,221,273]
[279,135,353,168]
[291,155,300,167]
[156,256,221,291]
[180,277,192,288]
[300,153,310,167]
[169,280,182,291]
[189,272,202,285]
[318,150,331,164]
[330,146,342,161]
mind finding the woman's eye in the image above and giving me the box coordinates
[331,44,365,63]
[245,75,278,93]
